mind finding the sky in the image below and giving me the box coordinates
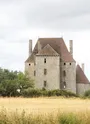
[0,0,90,80]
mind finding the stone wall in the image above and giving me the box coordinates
[76,83,90,95]
[35,56,60,90]
[25,62,35,80]
[60,62,76,93]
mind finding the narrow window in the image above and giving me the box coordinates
[44,69,47,75]
[44,58,46,63]
[64,63,66,65]
[63,70,66,77]
[29,63,31,66]
[34,61,36,65]
[34,71,36,76]
[63,82,66,89]
[70,63,71,65]
[44,81,47,87]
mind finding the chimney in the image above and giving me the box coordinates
[82,63,84,72]
[69,40,73,57]
[29,39,32,56]
[38,40,41,52]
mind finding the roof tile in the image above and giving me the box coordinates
[26,38,75,62]
[36,44,59,56]
[76,65,89,84]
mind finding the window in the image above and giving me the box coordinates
[70,63,71,65]
[44,58,46,63]
[29,63,31,66]
[44,69,47,75]
[63,70,66,77]
[34,61,36,65]
[34,71,36,76]
[63,82,66,89]
[64,63,66,65]
[44,81,47,87]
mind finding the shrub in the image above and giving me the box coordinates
[58,113,81,124]
[21,89,77,98]
[84,89,90,98]
[21,88,42,97]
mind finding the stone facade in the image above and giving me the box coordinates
[25,62,35,80]
[76,84,90,95]
[60,62,76,93]
[25,38,90,95]
[35,56,60,90]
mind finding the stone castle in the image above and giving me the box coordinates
[25,38,90,95]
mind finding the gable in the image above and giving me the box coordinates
[36,44,59,56]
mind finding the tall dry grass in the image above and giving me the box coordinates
[0,97,90,123]
[0,108,90,124]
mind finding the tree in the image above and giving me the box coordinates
[0,68,34,97]
[17,72,34,92]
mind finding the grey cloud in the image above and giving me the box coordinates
[0,0,90,76]
[0,0,90,39]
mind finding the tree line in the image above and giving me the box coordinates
[0,68,34,97]
[0,67,81,98]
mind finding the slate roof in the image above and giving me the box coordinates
[25,38,75,62]
[26,54,34,63]
[76,65,90,84]
[36,44,59,56]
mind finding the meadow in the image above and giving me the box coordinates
[0,97,90,124]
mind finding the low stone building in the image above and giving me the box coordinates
[25,38,90,95]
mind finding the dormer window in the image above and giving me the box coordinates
[44,58,46,63]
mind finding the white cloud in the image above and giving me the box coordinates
[0,0,90,80]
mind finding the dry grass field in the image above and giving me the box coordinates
[0,97,90,114]
[0,97,90,123]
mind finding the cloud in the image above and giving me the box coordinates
[0,0,90,80]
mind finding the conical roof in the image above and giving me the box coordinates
[76,65,89,84]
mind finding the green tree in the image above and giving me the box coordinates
[0,68,34,97]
